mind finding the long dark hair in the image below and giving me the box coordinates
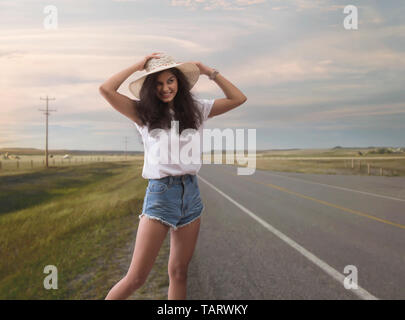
[135,67,204,134]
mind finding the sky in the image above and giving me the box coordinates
[0,0,404,152]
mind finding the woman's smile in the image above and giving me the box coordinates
[160,91,173,99]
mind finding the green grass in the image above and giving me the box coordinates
[0,161,170,299]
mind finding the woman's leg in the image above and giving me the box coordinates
[105,216,170,300]
[167,217,201,300]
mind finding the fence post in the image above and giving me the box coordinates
[380,168,383,176]
[17,160,19,169]
[368,163,370,175]
[0,161,2,170]
[31,160,33,169]
[351,159,354,169]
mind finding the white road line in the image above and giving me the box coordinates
[257,170,405,202]
[198,174,379,300]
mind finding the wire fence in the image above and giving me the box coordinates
[0,155,143,173]
[1,154,404,177]
[234,156,405,177]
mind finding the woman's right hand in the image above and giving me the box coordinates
[137,52,163,71]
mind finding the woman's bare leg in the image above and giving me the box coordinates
[105,216,169,300]
[167,217,201,300]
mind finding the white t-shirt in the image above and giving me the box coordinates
[133,98,215,179]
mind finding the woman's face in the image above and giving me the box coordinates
[156,70,178,104]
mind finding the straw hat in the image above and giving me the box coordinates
[129,53,200,99]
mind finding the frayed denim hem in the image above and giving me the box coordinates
[138,212,177,230]
[138,207,203,231]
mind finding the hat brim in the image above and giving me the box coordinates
[129,62,200,100]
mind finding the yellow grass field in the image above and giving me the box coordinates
[3,147,404,177]
[0,160,170,299]
[203,148,405,177]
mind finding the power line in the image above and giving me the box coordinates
[38,96,57,168]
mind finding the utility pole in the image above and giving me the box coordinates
[123,136,128,160]
[38,96,56,168]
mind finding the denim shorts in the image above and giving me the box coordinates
[139,174,204,230]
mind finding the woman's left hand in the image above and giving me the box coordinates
[184,61,214,76]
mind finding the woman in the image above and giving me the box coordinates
[99,52,247,300]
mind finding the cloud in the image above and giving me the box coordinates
[271,6,288,11]
[0,17,267,145]
[206,99,405,130]
[1,0,404,150]
[0,28,213,55]
[217,21,405,92]
[170,0,266,10]
[237,0,265,5]
[290,0,343,12]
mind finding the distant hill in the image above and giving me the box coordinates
[0,147,143,156]
[2,146,404,156]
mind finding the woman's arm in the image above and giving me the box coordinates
[99,53,162,124]
[192,62,247,118]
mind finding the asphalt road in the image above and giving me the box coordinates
[187,164,405,300]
